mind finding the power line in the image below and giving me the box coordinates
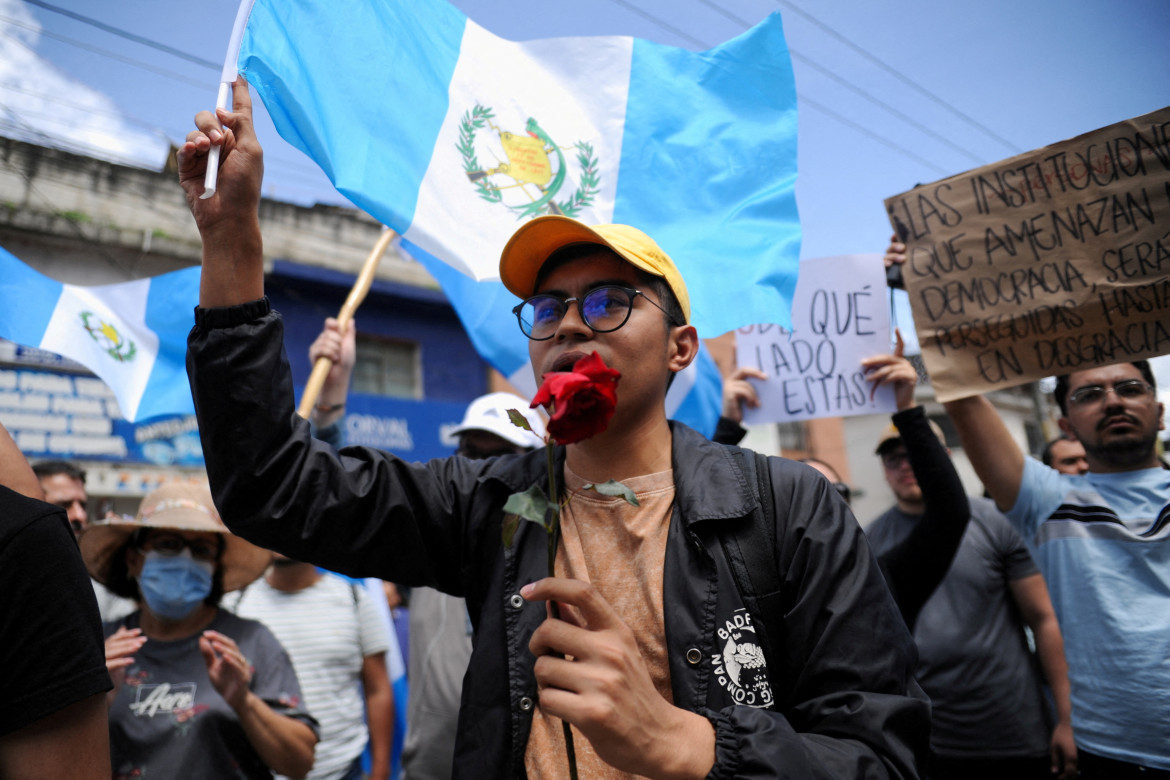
[797,94,950,175]
[694,0,985,165]
[772,0,1022,154]
[0,20,209,89]
[0,80,171,142]
[22,0,219,70]
[0,21,332,183]
[603,0,956,174]
[606,0,707,47]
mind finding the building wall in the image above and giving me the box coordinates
[0,136,487,516]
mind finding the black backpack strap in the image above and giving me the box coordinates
[718,448,788,707]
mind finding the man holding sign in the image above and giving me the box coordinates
[883,104,1170,775]
[943,359,1167,777]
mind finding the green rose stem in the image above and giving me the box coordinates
[503,358,632,780]
[544,442,579,780]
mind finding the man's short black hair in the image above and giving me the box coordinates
[1040,437,1073,467]
[1053,360,1157,416]
[32,459,86,484]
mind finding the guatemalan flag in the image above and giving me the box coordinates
[224,0,802,337]
[0,246,199,422]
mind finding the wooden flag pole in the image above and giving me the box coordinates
[296,229,397,419]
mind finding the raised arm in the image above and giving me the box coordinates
[862,335,969,628]
[308,317,357,432]
[941,395,1024,512]
[177,77,265,308]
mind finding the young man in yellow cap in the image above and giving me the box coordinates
[179,79,928,780]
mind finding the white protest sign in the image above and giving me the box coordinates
[738,254,896,423]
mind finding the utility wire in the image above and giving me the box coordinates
[772,0,1022,154]
[694,0,985,165]
[0,79,171,137]
[22,0,219,70]
[604,0,955,174]
[0,21,335,186]
[0,20,209,89]
[798,94,950,175]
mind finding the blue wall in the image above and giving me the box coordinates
[267,260,488,405]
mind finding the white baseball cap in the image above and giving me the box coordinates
[450,392,546,449]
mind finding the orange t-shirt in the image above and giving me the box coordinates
[524,466,676,780]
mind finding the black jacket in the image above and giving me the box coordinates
[187,299,929,779]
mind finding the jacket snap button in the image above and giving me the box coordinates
[686,648,702,665]
[519,696,534,711]
[509,594,524,609]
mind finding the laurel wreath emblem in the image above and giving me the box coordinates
[80,311,137,363]
[457,105,502,204]
[457,103,600,219]
[557,142,599,219]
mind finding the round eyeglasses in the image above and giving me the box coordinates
[512,285,677,341]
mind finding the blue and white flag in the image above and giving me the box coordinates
[228,0,801,336]
[0,246,199,422]
[407,240,724,437]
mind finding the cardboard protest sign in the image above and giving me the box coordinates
[738,254,896,423]
[885,106,1170,402]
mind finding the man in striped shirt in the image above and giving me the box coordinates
[234,556,394,780]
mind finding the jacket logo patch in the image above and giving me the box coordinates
[711,608,773,709]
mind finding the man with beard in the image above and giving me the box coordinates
[943,360,1169,778]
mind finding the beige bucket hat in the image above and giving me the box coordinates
[80,481,270,593]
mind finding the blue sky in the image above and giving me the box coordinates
[3,0,1169,395]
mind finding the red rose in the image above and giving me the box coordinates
[531,352,621,445]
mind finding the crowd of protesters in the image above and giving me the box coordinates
[1,79,1168,780]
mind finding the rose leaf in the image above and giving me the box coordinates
[582,479,640,507]
[503,484,554,529]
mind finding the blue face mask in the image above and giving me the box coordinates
[138,550,215,621]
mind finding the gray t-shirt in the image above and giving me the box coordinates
[866,497,1050,758]
[105,609,317,779]
[402,587,474,780]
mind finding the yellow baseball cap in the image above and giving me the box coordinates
[499,215,691,323]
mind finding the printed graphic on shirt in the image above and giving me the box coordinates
[131,681,196,718]
[710,607,773,709]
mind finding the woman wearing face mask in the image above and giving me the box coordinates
[80,482,318,779]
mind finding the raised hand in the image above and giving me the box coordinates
[178,77,266,307]
[861,330,918,411]
[721,366,767,423]
[199,630,254,711]
[177,77,264,236]
[104,626,147,705]
[310,317,357,386]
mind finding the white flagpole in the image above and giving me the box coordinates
[201,0,257,199]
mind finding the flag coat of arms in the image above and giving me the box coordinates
[231,0,801,337]
[0,246,199,422]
